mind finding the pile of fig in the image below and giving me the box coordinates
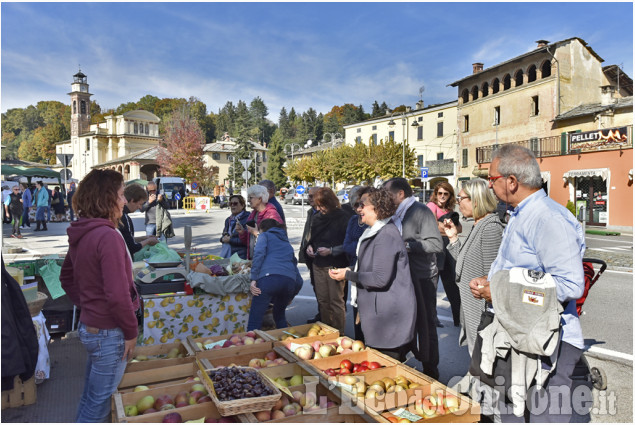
[208,367,274,401]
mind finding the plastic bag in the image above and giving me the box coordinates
[133,241,181,263]
[38,260,65,299]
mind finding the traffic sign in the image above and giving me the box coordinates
[56,153,74,167]
[61,168,72,180]
[343,193,349,202]
[296,185,305,195]
[421,167,429,178]
[174,193,182,201]
[242,171,252,180]
[191,181,198,190]
[239,159,253,170]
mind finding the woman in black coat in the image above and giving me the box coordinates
[306,187,351,333]
[330,187,416,362]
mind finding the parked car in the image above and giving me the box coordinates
[284,188,310,205]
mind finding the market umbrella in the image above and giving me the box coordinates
[125,178,149,187]
[15,167,61,179]
[1,164,24,176]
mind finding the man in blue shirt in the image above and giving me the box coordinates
[20,183,32,228]
[470,145,586,422]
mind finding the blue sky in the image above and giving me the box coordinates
[2,2,633,120]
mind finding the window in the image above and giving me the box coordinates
[528,65,537,83]
[463,115,469,132]
[462,148,468,168]
[372,125,377,130]
[482,82,489,98]
[417,155,424,168]
[212,153,221,160]
[85,139,90,151]
[437,112,443,118]
[471,85,479,101]
[134,123,138,134]
[73,101,77,114]
[355,136,362,144]
[357,128,361,133]
[262,152,267,162]
[145,124,149,135]
[372,134,378,145]
[389,131,395,142]
[437,122,443,138]
[530,137,540,156]
[541,60,552,78]
[492,78,500,94]
[418,116,423,121]
[80,100,86,114]
[515,70,524,87]
[503,74,511,90]
[461,89,469,103]
[531,96,539,116]
[417,126,423,140]
[494,106,500,126]
[437,152,444,160]
[227,154,233,161]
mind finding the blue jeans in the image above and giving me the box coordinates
[145,223,156,237]
[247,274,295,331]
[21,208,30,227]
[76,323,127,422]
[35,206,47,221]
[47,205,51,221]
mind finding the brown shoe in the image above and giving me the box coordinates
[17,234,23,239]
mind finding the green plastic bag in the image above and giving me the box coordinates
[134,241,181,263]
[38,260,66,300]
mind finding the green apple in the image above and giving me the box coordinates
[289,374,303,386]
[124,405,138,416]
[133,385,150,392]
[136,395,155,413]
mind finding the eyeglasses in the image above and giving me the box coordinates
[488,175,505,184]
[354,201,369,209]
[229,202,241,206]
[437,191,450,197]
[456,195,470,203]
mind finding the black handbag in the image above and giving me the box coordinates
[468,310,513,399]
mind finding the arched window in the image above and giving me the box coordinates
[461,89,469,104]
[527,65,537,83]
[492,78,500,94]
[80,100,86,114]
[134,123,138,134]
[541,60,552,78]
[503,74,511,90]
[515,70,524,87]
[481,82,489,98]
[471,85,479,101]
[145,124,149,135]
[73,100,77,114]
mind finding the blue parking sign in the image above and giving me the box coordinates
[421,167,429,178]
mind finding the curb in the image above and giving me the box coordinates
[584,347,634,367]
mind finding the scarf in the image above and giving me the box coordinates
[392,195,416,235]
[350,217,391,308]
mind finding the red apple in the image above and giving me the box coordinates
[271,410,286,420]
[340,359,353,372]
[254,411,271,421]
[360,360,369,367]
[264,351,277,361]
[154,394,175,411]
[197,395,212,404]
[162,412,183,423]
[368,361,381,370]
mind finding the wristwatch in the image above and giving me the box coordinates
[405,242,411,251]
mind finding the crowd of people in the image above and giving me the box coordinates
[22,144,587,422]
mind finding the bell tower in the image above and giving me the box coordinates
[68,69,92,138]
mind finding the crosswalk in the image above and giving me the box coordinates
[587,246,633,253]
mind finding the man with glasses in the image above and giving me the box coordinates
[299,186,321,323]
[471,144,586,422]
[383,177,443,379]
[4,185,24,238]
[140,182,168,238]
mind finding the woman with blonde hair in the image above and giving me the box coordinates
[443,178,503,353]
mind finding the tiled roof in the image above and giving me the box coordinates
[554,97,633,121]
[203,140,268,152]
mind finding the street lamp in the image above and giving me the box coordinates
[284,143,301,162]
[388,111,419,178]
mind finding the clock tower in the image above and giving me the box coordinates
[68,70,92,138]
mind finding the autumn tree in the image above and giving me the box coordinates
[156,107,213,185]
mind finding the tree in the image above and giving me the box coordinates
[265,128,288,188]
[156,107,212,185]
[137,94,161,113]
[249,97,268,142]
[371,101,382,118]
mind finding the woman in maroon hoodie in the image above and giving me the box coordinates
[60,169,139,422]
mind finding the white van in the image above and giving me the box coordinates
[153,177,186,207]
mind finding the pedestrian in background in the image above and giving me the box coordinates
[33,181,49,232]
[21,183,32,229]
[60,169,139,422]
[46,184,52,222]
[4,185,24,238]
[67,183,76,221]
[306,187,350,334]
[298,186,321,324]
[427,181,463,327]
[383,177,443,380]
[119,184,159,256]
[220,194,250,259]
[236,184,282,259]
[140,181,168,238]
[51,186,66,222]
[259,179,286,224]
[2,185,12,224]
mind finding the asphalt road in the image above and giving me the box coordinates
[2,203,632,422]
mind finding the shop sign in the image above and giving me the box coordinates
[570,126,629,150]
[599,212,608,223]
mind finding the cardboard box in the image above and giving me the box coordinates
[1,375,36,410]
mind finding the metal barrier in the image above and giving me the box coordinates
[183,196,215,212]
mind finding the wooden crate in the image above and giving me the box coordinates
[194,340,277,363]
[118,358,199,392]
[273,334,363,363]
[112,380,214,422]
[132,340,194,358]
[1,375,36,410]
[237,381,367,423]
[187,329,270,352]
[197,345,296,369]
[114,397,228,423]
[259,322,339,345]
[303,349,401,379]
[257,363,321,387]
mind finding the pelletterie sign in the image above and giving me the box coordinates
[570,126,629,150]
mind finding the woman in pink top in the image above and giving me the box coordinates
[426,182,462,327]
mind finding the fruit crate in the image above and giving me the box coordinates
[197,366,282,416]
[1,375,36,410]
[197,345,296,369]
[112,380,215,422]
[274,334,365,363]
[126,340,195,372]
[237,381,368,423]
[303,348,401,379]
[118,358,200,393]
[257,363,321,389]
[187,330,271,356]
[259,322,339,345]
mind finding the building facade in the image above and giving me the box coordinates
[56,71,162,182]
[450,38,632,231]
[202,133,268,189]
[343,100,459,188]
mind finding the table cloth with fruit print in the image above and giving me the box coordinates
[141,292,251,345]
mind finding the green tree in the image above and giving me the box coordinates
[137,94,160,113]
[265,128,288,188]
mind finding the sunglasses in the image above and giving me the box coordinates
[437,191,450,196]
[229,202,241,206]
[354,201,370,209]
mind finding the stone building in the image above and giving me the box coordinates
[202,133,268,189]
[450,38,632,231]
